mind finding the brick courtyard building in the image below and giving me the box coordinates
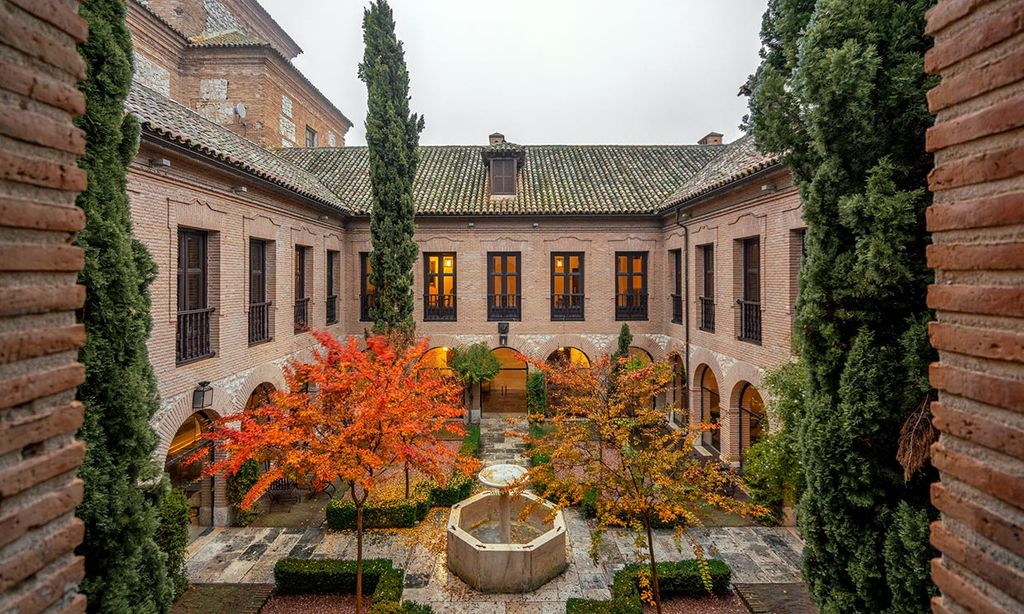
[118,0,806,525]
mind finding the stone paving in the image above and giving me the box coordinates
[183,417,806,612]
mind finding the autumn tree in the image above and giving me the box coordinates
[527,355,763,613]
[200,333,474,612]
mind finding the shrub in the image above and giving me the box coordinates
[274,558,402,598]
[526,371,547,419]
[326,491,431,530]
[459,423,481,459]
[742,362,806,523]
[419,472,473,507]
[227,459,262,527]
[565,559,731,613]
[154,487,190,598]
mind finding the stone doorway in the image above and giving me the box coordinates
[481,347,527,413]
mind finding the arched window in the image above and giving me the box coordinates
[421,346,454,374]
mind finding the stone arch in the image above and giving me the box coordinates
[729,380,767,467]
[482,346,528,413]
[688,346,725,391]
[692,363,723,454]
[534,334,602,365]
[153,386,230,464]
[625,334,664,361]
[546,346,591,368]
[231,362,287,416]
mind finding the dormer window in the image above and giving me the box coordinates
[491,159,516,196]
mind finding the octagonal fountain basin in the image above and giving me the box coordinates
[446,490,568,593]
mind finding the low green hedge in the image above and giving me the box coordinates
[565,559,731,613]
[326,491,431,530]
[274,558,432,613]
[419,471,473,507]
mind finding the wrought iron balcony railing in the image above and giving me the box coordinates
[176,306,215,363]
[615,292,648,321]
[699,296,715,332]
[551,293,584,321]
[294,297,310,333]
[248,300,272,345]
[671,294,683,325]
[487,293,521,321]
[424,293,457,321]
[326,295,338,325]
[738,299,761,343]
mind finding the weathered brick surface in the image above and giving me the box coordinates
[0,0,88,611]
[926,4,1024,609]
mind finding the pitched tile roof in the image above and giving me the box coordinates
[662,134,781,207]
[277,144,723,215]
[126,82,346,210]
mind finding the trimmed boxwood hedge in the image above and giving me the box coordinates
[273,558,432,613]
[326,491,431,530]
[565,559,731,613]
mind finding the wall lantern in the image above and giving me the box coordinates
[498,322,509,347]
[192,381,213,410]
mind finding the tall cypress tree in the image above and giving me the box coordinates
[747,1,937,611]
[75,0,173,611]
[359,0,424,339]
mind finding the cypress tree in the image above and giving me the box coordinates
[74,0,173,611]
[746,1,937,611]
[359,0,424,339]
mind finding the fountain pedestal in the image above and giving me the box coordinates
[445,463,568,593]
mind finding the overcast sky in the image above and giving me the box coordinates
[259,0,769,146]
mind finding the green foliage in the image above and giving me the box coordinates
[526,371,548,417]
[565,560,731,613]
[747,0,937,610]
[449,343,501,386]
[154,487,190,599]
[420,472,474,507]
[326,491,431,530]
[613,324,633,360]
[742,362,806,522]
[360,0,424,338]
[273,558,402,601]
[459,423,481,459]
[74,0,172,610]
[884,502,939,613]
[226,460,261,527]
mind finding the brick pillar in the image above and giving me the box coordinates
[924,1,1024,612]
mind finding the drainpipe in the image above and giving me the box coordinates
[683,222,690,425]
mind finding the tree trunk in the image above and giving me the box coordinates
[645,510,662,614]
[404,462,410,499]
[356,504,364,613]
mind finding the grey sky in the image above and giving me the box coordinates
[260,1,769,146]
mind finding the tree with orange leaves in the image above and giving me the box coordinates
[199,332,474,612]
[527,353,765,614]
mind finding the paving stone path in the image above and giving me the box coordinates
[184,417,806,612]
[479,414,529,466]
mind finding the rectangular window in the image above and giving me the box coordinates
[424,252,456,321]
[739,237,761,343]
[670,249,682,324]
[176,229,213,363]
[615,251,648,321]
[305,126,317,147]
[551,252,584,321]
[487,252,521,320]
[248,239,271,345]
[699,244,715,332]
[490,159,516,196]
[294,246,309,332]
[326,250,339,325]
[360,252,376,322]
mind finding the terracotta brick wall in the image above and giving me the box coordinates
[0,0,89,612]
[663,166,804,463]
[924,0,1024,612]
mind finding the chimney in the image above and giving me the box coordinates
[698,132,724,146]
[489,132,506,145]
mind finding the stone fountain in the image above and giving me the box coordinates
[446,463,568,593]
